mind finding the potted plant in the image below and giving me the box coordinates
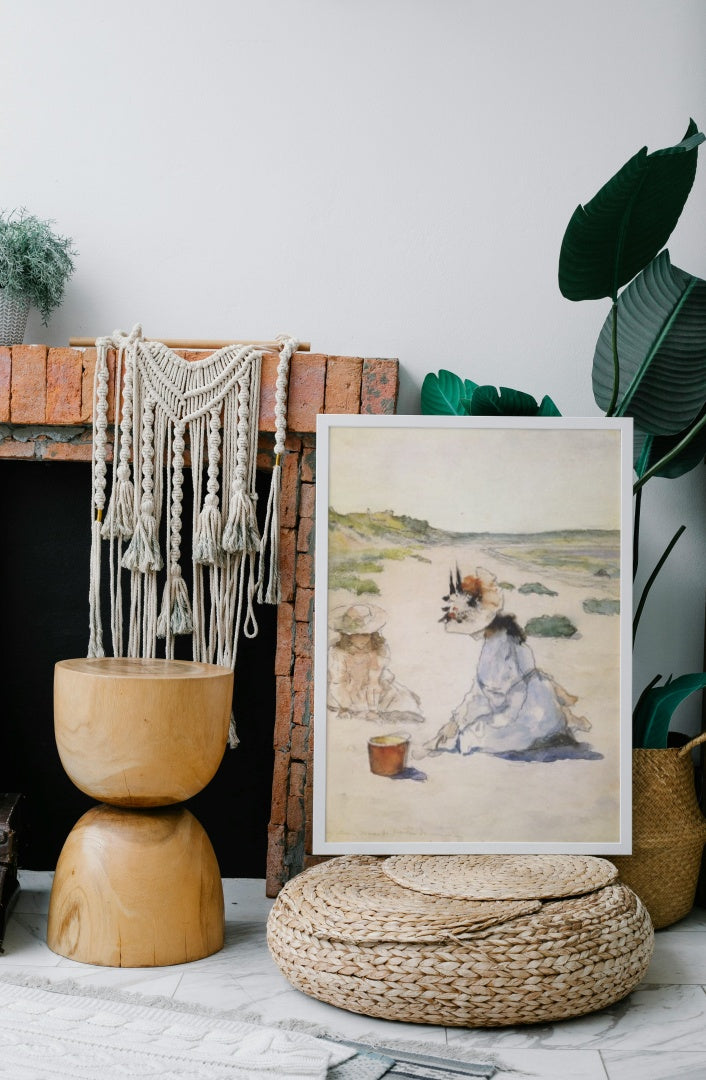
[0,209,76,345]
[422,121,706,926]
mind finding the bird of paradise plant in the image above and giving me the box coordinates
[423,121,706,748]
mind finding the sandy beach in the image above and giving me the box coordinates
[321,539,624,850]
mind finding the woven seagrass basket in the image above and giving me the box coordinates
[610,732,706,930]
[0,290,29,346]
[267,854,654,1027]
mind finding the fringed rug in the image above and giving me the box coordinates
[0,975,356,1079]
[0,975,498,1078]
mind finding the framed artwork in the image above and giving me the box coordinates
[313,415,633,854]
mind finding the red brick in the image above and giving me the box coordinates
[324,356,363,413]
[269,750,291,826]
[300,443,316,483]
[299,481,316,520]
[294,586,314,623]
[80,348,96,421]
[295,552,314,591]
[11,345,46,422]
[258,351,279,433]
[284,433,302,453]
[290,724,309,763]
[292,689,310,727]
[293,656,312,694]
[274,602,295,676]
[288,355,326,432]
[286,791,304,834]
[279,528,297,603]
[265,824,286,897]
[0,348,10,422]
[41,441,96,462]
[46,348,83,424]
[273,676,293,750]
[361,358,399,414]
[297,515,314,553]
[294,620,312,660]
[280,450,300,528]
[289,761,306,800]
[0,439,35,458]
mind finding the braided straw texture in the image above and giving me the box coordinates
[267,855,653,1027]
[611,739,706,929]
[382,853,618,900]
[273,856,540,943]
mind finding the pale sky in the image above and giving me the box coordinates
[326,421,626,534]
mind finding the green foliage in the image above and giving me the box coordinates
[583,598,620,616]
[0,209,76,323]
[328,570,380,596]
[633,673,706,749]
[518,582,558,597]
[558,121,706,747]
[421,370,561,417]
[524,614,577,638]
[592,251,706,458]
[559,120,704,302]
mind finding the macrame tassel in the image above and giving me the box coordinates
[101,468,135,540]
[222,488,260,554]
[194,495,224,566]
[122,498,163,573]
[87,518,105,657]
[157,570,194,637]
[258,461,282,604]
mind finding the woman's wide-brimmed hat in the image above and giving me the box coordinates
[441,566,503,636]
[329,603,388,635]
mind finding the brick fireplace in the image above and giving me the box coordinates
[0,343,399,895]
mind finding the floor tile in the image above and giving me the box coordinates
[446,984,706,1051]
[602,1049,706,1079]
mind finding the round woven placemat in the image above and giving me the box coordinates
[278,856,540,942]
[382,853,618,900]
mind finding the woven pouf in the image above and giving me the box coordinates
[267,855,654,1027]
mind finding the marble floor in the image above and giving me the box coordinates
[2,871,706,1079]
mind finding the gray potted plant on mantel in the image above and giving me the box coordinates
[0,209,76,345]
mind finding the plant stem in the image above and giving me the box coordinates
[633,486,642,581]
[606,302,620,417]
[633,524,686,644]
[633,410,706,492]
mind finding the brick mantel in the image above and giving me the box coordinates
[0,343,399,894]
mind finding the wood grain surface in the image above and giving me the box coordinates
[47,804,224,966]
[54,658,233,806]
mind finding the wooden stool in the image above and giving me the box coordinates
[47,658,233,967]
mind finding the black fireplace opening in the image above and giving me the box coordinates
[0,459,276,878]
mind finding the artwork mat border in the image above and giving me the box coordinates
[312,413,633,855]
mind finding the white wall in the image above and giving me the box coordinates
[3,0,705,726]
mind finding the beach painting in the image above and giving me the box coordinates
[313,415,633,854]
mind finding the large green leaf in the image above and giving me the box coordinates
[592,251,706,434]
[633,672,706,748]
[634,407,706,479]
[559,120,704,301]
[470,385,562,416]
[421,370,477,414]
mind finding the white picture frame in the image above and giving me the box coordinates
[313,414,633,855]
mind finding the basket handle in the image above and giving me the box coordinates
[677,731,706,757]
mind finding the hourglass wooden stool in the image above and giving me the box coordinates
[47,658,233,967]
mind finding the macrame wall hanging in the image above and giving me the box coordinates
[88,325,297,745]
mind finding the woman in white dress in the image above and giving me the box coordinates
[428,569,589,756]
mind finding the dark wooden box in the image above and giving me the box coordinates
[0,793,23,948]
